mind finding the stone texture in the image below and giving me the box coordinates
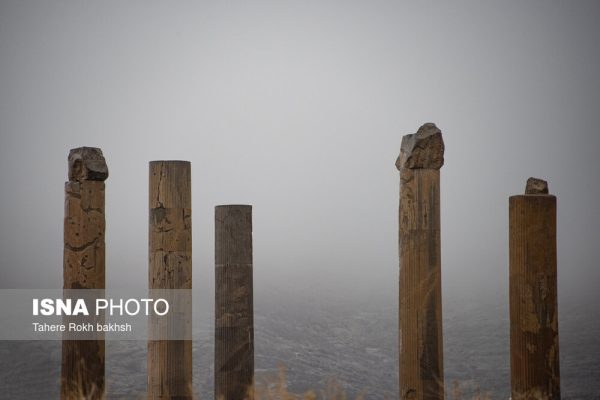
[148,161,192,400]
[396,123,444,170]
[509,193,560,399]
[62,149,106,400]
[397,123,445,400]
[68,147,109,182]
[525,177,549,194]
[215,205,254,400]
[63,181,105,289]
[398,169,444,400]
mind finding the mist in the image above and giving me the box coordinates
[2,1,600,398]
[2,0,599,305]
[0,1,600,334]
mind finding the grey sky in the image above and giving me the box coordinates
[1,1,599,308]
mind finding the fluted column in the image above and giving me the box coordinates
[396,123,445,400]
[215,205,254,400]
[509,177,560,400]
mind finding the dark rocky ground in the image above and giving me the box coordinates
[1,291,598,399]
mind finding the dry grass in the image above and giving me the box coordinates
[250,365,364,400]
[249,366,493,400]
[449,379,493,400]
[74,364,495,399]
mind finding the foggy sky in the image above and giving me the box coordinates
[1,0,599,308]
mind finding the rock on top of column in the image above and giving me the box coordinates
[395,123,445,170]
[525,177,549,194]
[68,147,108,182]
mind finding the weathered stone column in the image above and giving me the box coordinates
[509,178,560,400]
[62,147,108,400]
[148,161,192,399]
[215,205,254,400]
[396,123,445,400]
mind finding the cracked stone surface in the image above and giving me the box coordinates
[148,160,193,399]
[62,148,106,399]
[64,148,108,289]
[68,147,109,182]
[396,123,444,170]
[525,177,549,194]
[63,181,105,289]
[148,161,192,290]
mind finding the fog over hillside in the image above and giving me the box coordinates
[1,1,599,399]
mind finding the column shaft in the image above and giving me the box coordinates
[215,205,254,400]
[396,123,445,400]
[509,182,560,400]
[61,147,108,400]
[399,169,443,400]
[148,161,192,399]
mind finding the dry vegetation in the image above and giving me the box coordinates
[247,366,493,400]
[250,366,364,400]
[77,365,495,399]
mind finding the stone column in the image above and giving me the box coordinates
[61,147,108,400]
[396,123,445,400]
[509,178,560,400]
[148,161,192,399]
[215,205,254,400]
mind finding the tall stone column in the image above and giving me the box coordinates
[215,205,254,400]
[509,178,560,400]
[61,147,108,400]
[396,123,445,400]
[148,161,192,399]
